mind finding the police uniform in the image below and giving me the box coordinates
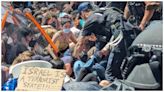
[127,2,162,25]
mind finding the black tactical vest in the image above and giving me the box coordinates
[128,2,145,24]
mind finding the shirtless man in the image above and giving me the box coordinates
[48,18,77,76]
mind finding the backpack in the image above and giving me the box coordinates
[120,21,162,90]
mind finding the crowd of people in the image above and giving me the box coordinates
[1,1,162,91]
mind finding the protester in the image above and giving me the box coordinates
[48,18,77,76]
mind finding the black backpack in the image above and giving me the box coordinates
[120,21,162,90]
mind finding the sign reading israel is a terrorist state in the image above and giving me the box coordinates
[15,67,66,91]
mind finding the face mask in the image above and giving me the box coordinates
[63,28,70,33]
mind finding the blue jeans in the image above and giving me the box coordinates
[76,56,108,82]
[73,60,85,79]
[92,61,107,80]
[83,52,103,70]
[75,55,99,82]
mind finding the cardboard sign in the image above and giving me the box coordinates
[15,67,65,91]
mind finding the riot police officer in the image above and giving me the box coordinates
[124,1,162,30]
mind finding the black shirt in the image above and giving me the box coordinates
[82,13,111,37]
[82,12,112,50]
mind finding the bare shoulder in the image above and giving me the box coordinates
[54,31,62,37]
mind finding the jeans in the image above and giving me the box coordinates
[76,59,107,82]
[83,52,103,70]
[92,63,106,80]
[73,60,85,79]
[75,55,100,81]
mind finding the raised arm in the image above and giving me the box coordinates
[123,3,130,20]
[47,32,60,59]
[139,1,159,30]
[70,32,77,44]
